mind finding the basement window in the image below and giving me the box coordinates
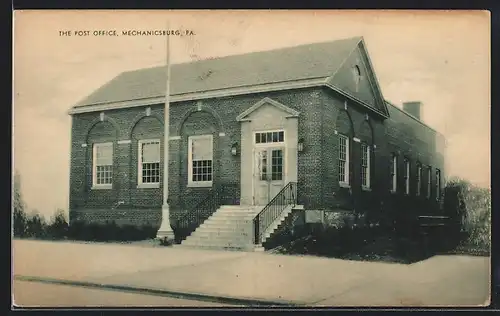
[92,142,113,189]
[188,134,213,187]
[138,139,161,188]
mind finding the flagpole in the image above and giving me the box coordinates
[156,22,174,241]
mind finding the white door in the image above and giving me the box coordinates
[254,147,285,205]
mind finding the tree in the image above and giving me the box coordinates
[47,209,69,239]
[443,177,491,251]
[13,170,27,237]
[25,210,47,238]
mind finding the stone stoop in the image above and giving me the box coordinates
[176,205,264,252]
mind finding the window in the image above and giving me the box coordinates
[338,134,349,185]
[353,65,361,92]
[404,159,410,195]
[361,143,370,189]
[138,139,161,186]
[255,131,284,144]
[258,150,268,181]
[188,134,213,186]
[427,166,432,199]
[92,142,113,188]
[257,148,284,181]
[436,169,441,200]
[271,149,284,181]
[416,164,422,196]
[390,154,397,192]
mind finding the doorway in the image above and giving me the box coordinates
[254,146,285,205]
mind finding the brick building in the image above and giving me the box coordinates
[68,36,445,250]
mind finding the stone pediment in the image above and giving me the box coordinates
[236,97,300,122]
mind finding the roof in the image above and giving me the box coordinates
[74,36,362,108]
[385,100,441,135]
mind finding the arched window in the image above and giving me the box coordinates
[353,65,362,92]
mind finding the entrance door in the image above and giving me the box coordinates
[254,147,285,205]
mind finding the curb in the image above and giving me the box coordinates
[14,275,302,307]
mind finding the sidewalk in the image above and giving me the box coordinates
[12,239,490,307]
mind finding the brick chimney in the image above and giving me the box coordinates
[403,101,422,120]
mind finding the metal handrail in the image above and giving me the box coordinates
[176,187,223,241]
[253,182,297,244]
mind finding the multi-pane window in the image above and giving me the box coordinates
[255,131,284,144]
[436,169,441,200]
[404,159,410,195]
[338,134,349,185]
[390,154,397,192]
[361,143,370,188]
[138,139,161,185]
[271,149,284,181]
[92,142,113,187]
[416,164,422,196]
[427,166,432,199]
[188,134,213,185]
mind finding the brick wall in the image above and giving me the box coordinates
[69,88,325,226]
[69,85,444,228]
[319,87,445,226]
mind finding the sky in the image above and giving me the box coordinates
[13,10,490,219]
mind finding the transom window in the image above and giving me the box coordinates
[255,131,284,144]
[404,159,410,195]
[92,142,113,187]
[188,134,213,186]
[390,154,397,192]
[416,164,422,196]
[338,134,349,185]
[361,143,371,189]
[138,139,161,185]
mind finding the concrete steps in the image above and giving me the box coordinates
[178,205,261,251]
[177,204,299,251]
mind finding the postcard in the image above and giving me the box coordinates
[12,10,491,308]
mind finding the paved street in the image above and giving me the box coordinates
[13,280,233,307]
[13,239,491,307]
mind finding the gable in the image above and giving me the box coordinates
[327,39,389,116]
[236,97,300,122]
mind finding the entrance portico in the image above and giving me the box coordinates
[236,97,299,206]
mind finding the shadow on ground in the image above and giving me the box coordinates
[269,231,489,264]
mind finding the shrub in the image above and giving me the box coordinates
[46,209,69,240]
[443,178,491,251]
[67,220,157,242]
[67,220,86,240]
[159,237,174,246]
[25,212,48,239]
[13,206,27,238]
